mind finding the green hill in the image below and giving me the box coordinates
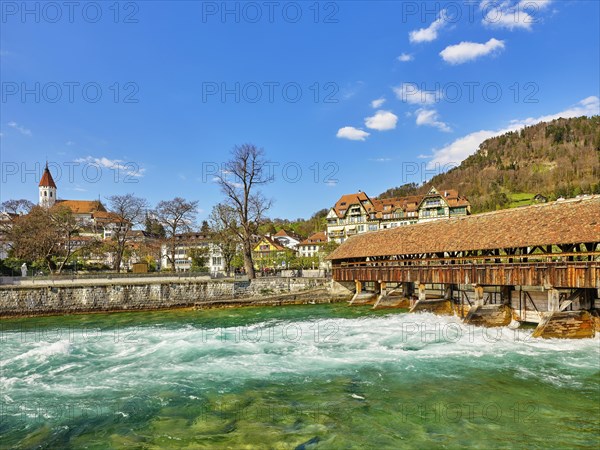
[380,116,600,212]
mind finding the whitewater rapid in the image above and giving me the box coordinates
[2,312,598,401]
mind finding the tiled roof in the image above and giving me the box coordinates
[257,235,287,251]
[332,192,372,217]
[328,196,600,260]
[421,189,470,207]
[273,229,303,240]
[330,187,469,219]
[38,165,57,188]
[299,231,327,246]
[92,211,127,224]
[55,200,106,214]
[173,232,212,242]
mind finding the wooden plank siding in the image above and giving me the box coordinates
[333,262,599,289]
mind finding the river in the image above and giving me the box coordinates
[1,304,599,449]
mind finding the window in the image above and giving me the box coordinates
[369,224,378,231]
[50,192,53,197]
[212,257,222,266]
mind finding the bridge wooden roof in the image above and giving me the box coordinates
[328,196,600,261]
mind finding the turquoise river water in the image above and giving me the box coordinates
[1,304,599,449]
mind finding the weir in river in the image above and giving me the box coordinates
[329,196,600,338]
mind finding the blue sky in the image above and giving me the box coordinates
[1,0,599,221]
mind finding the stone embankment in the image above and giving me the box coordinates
[0,278,353,318]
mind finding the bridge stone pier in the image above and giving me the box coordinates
[328,196,600,338]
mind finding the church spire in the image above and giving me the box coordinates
[39,163,57,207]
[39,163,57,188]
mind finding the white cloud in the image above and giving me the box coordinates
[393,83,440,105]
[397,53,414,62]
[427,96,599,169]
[365,110,398,131]
[370,157,392,162]
[66,141,75,146]
[340,81,364,100]
[440,38,505,64]
[7,121,32,136]
[74,156,146,177]
[336,127,370,141]
[481,0,552,30]
[371,97,386,108]
[415,109,451,132]
[409,10,447,43]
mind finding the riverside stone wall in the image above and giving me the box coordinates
[0,278,339,317]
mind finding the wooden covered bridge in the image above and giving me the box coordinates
[327,196,600,338]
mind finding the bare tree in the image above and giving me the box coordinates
[215,144,272,278]
[154,197,199,271]
[106,194,149,272]
[208,203,240,276]
[1,199,34,215]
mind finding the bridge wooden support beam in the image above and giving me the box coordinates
[373,283,412,310]
[501,286,512,305]
[473,285,484,307]
[349,280,362,305]
[463,284,512,327]
[443,285,454,300]
[547,288,560,312]
[418,283,426,302]
[408,282,454,315]
[373,281,386,308]
[349,280,378,306]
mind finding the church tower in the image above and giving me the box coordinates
[38,162,57,208]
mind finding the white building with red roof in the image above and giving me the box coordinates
[326,187,471,243]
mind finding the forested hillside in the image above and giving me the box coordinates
[380,116,600,212]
